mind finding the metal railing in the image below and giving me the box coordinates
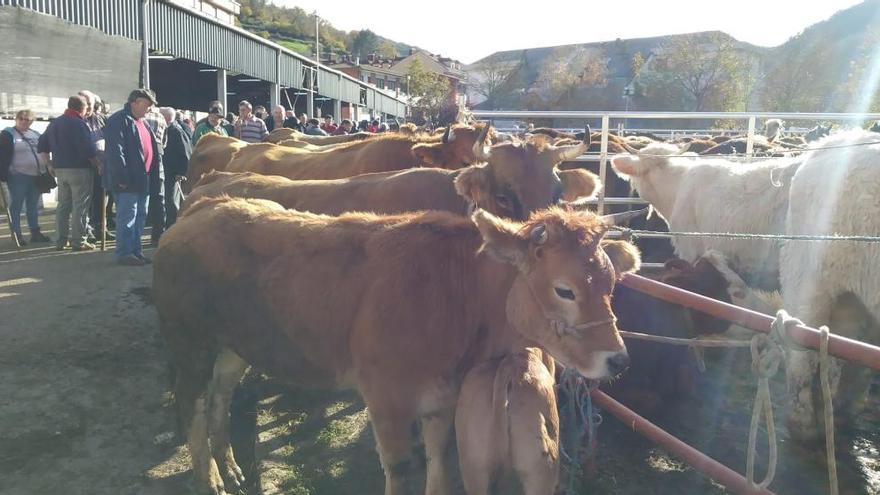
[473,110,880,214]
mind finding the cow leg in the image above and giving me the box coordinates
[367,404,418,495]
[421,408,455,495]
[828,294,876,429]
[208,347,249,492]
[783,292,829,443]
[174,349,226,495]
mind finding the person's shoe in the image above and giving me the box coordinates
[55,240,69,251]
[117,255,145,266]
[135,254,152,264]
[72,241,96,252]
[30,231,51,243]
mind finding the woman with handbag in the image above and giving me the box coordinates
[0,109,52,246]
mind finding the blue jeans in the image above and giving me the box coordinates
[6,173,40,236]
[115,191,149,259]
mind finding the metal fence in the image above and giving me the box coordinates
[473,110,880,214]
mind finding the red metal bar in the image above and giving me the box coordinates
[591,390,775,495]
[620,273,880,371]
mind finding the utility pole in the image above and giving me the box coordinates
[314,11,320,63]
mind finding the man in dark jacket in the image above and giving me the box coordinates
[37,95,98,251]
[159,107,191,227]
[103,89,160,266]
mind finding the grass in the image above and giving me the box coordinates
[277,39,313,56]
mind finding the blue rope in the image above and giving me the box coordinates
[557,369,602,495]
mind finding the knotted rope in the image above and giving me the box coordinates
[557,369,601,495]
[619,309,839,493]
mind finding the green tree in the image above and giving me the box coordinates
[351,30,380,59]
[377,41,399,59]
[407,59,451,123]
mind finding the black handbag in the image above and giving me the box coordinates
[15,128,56,193]
[34,171,57,193]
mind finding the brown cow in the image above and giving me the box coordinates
[225,124,492,180]
[185,137,599,220]
[264,127,374,144]
[456,347,559,495]
[185,134,248,192]
[154,198,640,495]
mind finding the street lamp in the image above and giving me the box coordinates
[622,85,634,129]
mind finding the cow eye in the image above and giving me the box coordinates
[495,194,510,208]
[554,287,576,300]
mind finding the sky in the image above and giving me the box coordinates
[274,0,866,64]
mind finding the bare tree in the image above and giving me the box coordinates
[643,33,749,111]
[535,46,607,108]
[470,59,520,109]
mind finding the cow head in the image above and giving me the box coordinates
[411,123,493,169]
[610,142,692,216]
[473,207,641,380]
[454,133,599,220]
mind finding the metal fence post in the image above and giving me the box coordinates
[597,115,610,215]
[746,116,756,155]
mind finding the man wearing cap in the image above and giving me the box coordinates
[102,88,161,266]
[191,106,228,145]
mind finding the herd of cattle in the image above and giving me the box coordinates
[152,120,880,494]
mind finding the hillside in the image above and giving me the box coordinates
[468,0,880,114]
[237,0,417,60]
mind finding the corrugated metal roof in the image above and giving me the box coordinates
[1,0,407,115]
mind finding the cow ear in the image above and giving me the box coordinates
[558,169,601,201]
[610,154,644,180]
[472,209,527,268]
[411,143,446,167]
[601,240,641,277]
[454,164,490,204]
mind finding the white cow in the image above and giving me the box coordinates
[610,141,797,291]
[780,130,880,438]
[611,130,880,440]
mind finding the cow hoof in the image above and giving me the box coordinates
[197,468,228,495]
[221,463,246,493]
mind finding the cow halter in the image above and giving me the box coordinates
[551,317,617,338]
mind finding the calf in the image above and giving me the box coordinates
[456,348,559,495]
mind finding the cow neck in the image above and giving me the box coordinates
[473,251,526,359]
[442,168,476,216]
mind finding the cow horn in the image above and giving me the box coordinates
[600,206,651,226]
[472,122,492,160]
[442,124,456,143]
[530,224,548,245]
[621,141,640,154]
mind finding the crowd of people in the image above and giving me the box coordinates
[1,88,403,264]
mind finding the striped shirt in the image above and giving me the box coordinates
[237,115,268,143]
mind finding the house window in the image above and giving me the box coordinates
[377,79,385,89]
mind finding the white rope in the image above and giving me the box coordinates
[819,326,840,495]
[746,332,782,490]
